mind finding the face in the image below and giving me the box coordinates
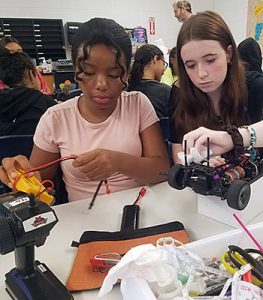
[170,56,178,74]
[77,44,128,114]
[181,40,231,98]
[173,5,186,22]
[154,57,167,81]
[5,42,23,53]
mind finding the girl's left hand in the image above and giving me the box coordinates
[72,149,119,181]
[202,155,225,167]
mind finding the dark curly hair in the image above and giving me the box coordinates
[71,18,132,87]
[128,44,163,90]
[0,36,21,48]
[0,48,36,87]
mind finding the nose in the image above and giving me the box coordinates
[197,64,208,79]
[94,74,108,91]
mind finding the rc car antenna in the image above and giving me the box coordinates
[207,137,210,167]
[184,140,188,167]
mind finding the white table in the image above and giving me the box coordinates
[1,182,263,300]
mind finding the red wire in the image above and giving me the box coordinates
[133,187,147,205]
[12,155,78,190]
[23,155,79,174]
[104,180,111,194]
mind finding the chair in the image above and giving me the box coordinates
[0,135,34,161]
[0,135,34,194]
[67,88,82,100]
[159,117,173,166]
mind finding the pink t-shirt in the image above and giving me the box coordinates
[34,91,158,201]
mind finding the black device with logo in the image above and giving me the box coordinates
[0,191,73,300]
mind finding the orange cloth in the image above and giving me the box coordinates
[66,229,190,291]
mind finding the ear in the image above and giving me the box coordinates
[226,45,233,63]
[28,69,36,83]
[152,55,159,64]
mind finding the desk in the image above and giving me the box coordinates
[1,182,263,300]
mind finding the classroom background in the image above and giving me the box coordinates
[0,0,250,50]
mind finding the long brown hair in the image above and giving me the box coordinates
[174,11,247,141]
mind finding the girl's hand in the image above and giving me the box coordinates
[183,127,234,156]
[0,155,38,189]
[202,155,225,167]
[72,149,119,181]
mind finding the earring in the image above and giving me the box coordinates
[122,81,128,91]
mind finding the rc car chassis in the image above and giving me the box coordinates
[168,148,263,210]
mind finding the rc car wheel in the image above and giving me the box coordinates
[226,180,251,210]
[168,164,186,190]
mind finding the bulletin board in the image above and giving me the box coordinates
[247,0,263,50]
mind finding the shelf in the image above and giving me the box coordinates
[0,18,66,64]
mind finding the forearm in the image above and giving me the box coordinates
[116,153,169,184]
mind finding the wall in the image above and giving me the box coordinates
[0,0,213,50]
[213,0,249,45]
[0,0,249,50]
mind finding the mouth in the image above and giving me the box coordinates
[199,82,213,87]
[93,95,112,104]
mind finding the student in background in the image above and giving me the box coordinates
[161,47,178,86]
[169,11,263,164]
[0,36,50,94]
[238,37,262,73]
[173,1,193,23]
[0,18,169,202]
[128,44,171,118]
[0,49,56,136]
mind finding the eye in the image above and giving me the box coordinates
[206,58,216,64]
[185,64,195,70]
[83,71,94,77]
[108,74,120,79]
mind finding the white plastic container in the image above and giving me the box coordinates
[185,222,263,257]
[198,176,263,227]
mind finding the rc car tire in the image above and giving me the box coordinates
[226,180,251,210]
[168,164,186,190]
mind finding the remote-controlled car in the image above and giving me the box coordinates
[168,153,263,210]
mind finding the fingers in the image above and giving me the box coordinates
[2,155,32,177]
[183,127,210,152]
[0,155,33,188]
[73,150,97,167]
[194,134,210,153]
[202,156,225,167]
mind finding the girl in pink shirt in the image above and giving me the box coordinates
[0,18,169,202]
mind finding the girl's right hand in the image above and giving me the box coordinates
[183,127,234,156]
[0,155,35,189]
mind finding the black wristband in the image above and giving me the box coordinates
[222,125,244,160]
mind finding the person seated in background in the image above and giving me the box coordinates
[128,44,171,118]
[168,11,263,165]
[238,37,262,73]
[0,36,50,94]
[238,37,263,117]
[0,18,169,202]
[0,49,57,136]
[161,47,178,86]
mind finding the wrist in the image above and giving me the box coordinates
[239,125,257,150]
[238,128,250,148]
[222,125,244,160]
